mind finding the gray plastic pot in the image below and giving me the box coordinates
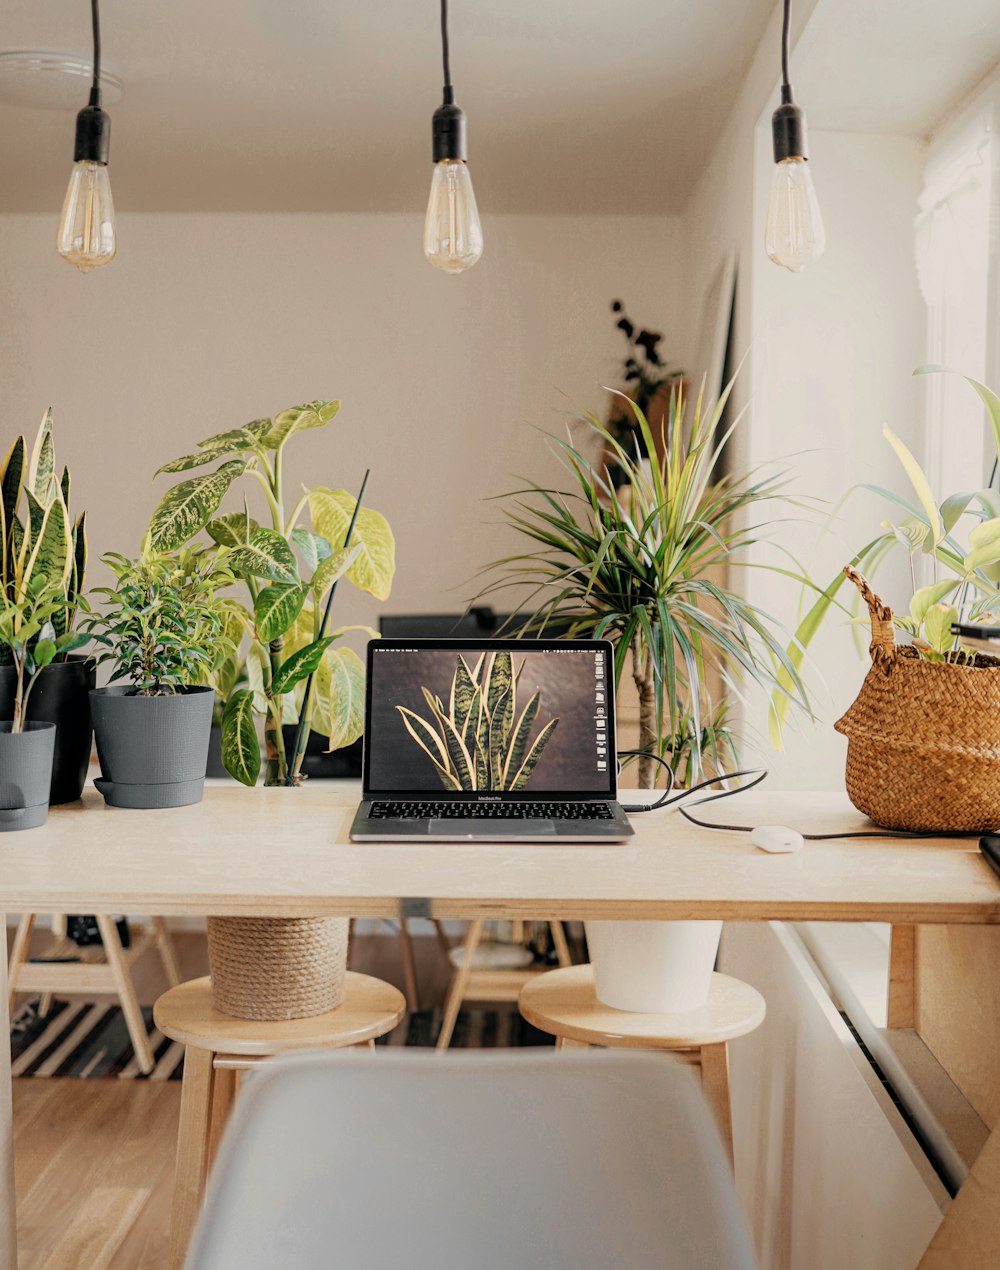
[90,685,215,809]
[0,721,56,831]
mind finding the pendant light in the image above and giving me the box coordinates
[764,0,825,272]
[423,0,483,274]
[57,0,116,273]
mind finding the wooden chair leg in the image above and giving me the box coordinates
[432,919,452,960]
[550,921,572,968]
[699,1042,734,1168]
[152,917,182,987]
[888,924,916,1029]
[206,1064,238,1169]
[397,917,420,1012]
[436,919,483,1051]
[169,1046,217,1270]
[7,914,35,1015]
[555,1036,589,1050]
[96,914,155,1076]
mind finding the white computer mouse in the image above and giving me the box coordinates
[750,824,804,853]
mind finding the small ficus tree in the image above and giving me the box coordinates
[147,401,395,786]
[86,547,237,697]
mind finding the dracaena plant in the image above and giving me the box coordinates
[476,377,811,788]
[0,409,87,663]
[147,401,395,786]
[771,366,1000,738]
[397,651,558,792]
[85,546,238,697]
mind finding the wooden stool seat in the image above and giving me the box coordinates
[155,972,405,1269]
[154,972,405,1056]
[518,966,766,1168]
[519,965,765,1049]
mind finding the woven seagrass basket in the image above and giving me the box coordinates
[206,916,350,1021]
[834,566,1000,832]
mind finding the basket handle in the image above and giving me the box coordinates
[843,566,896,667]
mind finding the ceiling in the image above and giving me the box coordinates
[1,2,1000,217]
[0,0,777,215]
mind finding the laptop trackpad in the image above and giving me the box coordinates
[428,819,558,836]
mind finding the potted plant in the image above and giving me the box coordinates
[85,545,237,808]
[0,572,87,829]
[146,399,395,1020]
[0,410,94,803]
[775,367,1000,832]
[477,378,810,1011]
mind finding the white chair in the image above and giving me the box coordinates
[185,1050,757,1270]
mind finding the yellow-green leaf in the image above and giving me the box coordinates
[322,646,365,750]
[925,603,958,655]
[909,581,959,624]
[148,461,247,552]
[263,400,340,449]
[882,425,943,546]
[221,690,260,786]
[308,488,395,601]
[254,582,308,643]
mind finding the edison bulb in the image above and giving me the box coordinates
[765,157,825,272]
[424,159,483,274]
[57,160,116,273]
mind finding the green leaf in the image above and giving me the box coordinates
[227,528,299,584]
[33,638,57,668]
[0,435,25,537]
[925,603,958,655]
[155,444,240,475]
[197,419,272,450]
[308,488,395,600]
[28,408,55,501]
[291,528,332,572]
[254,582,308,643]
[263,400,340,449]
[882,424,943,546]
[221,690,260,786]
[24,493,72,592]
[148,460,247,552]
[509,718,559,790]
[910,581,960,624]
[271,636,335,695]
[965,517,1000,572]
[321,646,365,750]
[310,545,361,601]
[207,512,259,548]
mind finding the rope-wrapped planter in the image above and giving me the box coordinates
[834,566,1000,832]
[206,916,350,1021]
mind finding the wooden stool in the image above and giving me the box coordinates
[518,965,765,1165]
[155,972,406,1270]
[8,913,180,1074]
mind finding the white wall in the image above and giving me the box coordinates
[0,211,682,639]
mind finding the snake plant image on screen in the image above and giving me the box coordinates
[397,651,558,792]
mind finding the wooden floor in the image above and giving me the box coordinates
[8,924,455,1269]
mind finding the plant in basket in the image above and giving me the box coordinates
[0,573,87,830]
[0,409,95,804]
[145,400,394,1021]
[774,366,1000,832]
[85,545,238,809]
[476,371,811,1013]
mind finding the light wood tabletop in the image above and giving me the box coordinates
[2,780,999,1268]
[0,783,997,924]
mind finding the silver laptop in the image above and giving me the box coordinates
[350,638,634,842]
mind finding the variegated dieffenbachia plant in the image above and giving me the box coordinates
[146,400,394,786]
[0,409,89,675]
[397,651,559,792]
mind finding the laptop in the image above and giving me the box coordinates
[350,637,634,841]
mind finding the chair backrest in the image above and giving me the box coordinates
[186,1050,757,1270]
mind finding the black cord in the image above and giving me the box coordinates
[780,0,791,91]
[619,749,977,841]
[440,0,454,105]
[90,0,102,107]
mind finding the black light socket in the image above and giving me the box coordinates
[771,100,808,164]
[73,104,110,166]
[432,101,467,164]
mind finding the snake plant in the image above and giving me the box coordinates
[0,409,87,665]
[397,651,558,791]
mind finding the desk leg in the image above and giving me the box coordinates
[917,1123,1000,1267]
[0,912,18,1266]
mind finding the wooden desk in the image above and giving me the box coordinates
[1,784,999,1267]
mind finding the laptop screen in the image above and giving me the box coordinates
[363,639,616,799]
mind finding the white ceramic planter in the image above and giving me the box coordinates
[584,919,723,1012]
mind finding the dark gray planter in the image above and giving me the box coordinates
[90,686,215,809]
[0,656,95,804]
[0,721,56,830]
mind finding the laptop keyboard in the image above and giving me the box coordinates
[369,801,614,821]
